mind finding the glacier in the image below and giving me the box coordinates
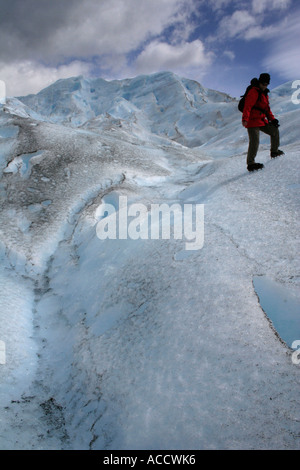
[0,72,299,449]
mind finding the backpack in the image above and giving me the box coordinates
[238,78,264,113]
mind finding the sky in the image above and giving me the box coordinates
[0,0,299,98]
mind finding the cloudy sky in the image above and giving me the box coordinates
[0,0,299,97]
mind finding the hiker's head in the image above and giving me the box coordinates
[259,73,270,90]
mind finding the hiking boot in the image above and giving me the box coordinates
[271,149,285,158]
[247,163,264,172]
[247,163,264,171]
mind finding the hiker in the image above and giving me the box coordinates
[242,73,284,172]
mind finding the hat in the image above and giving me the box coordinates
[259,73,270,84]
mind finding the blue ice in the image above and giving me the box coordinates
[253,276,300,348]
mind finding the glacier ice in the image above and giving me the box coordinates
[0,72,299,450]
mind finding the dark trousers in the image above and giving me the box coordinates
[247,124,280,165]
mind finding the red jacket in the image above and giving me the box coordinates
[242,86,275,128]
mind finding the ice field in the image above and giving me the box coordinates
[0,72,299,449]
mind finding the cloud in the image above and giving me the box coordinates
[0,0,199,94]
[216,6,289,41]
[134,40,213,76]
[0,60,92,97]
[223,50,235,61]
[0,0,195,63]
[243,24,280,40]
[263,9,300,80]
[252,0,292,14]
[205,0,234,12]
[218,10,257,38]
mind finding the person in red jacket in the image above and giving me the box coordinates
[242,73,284,171]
